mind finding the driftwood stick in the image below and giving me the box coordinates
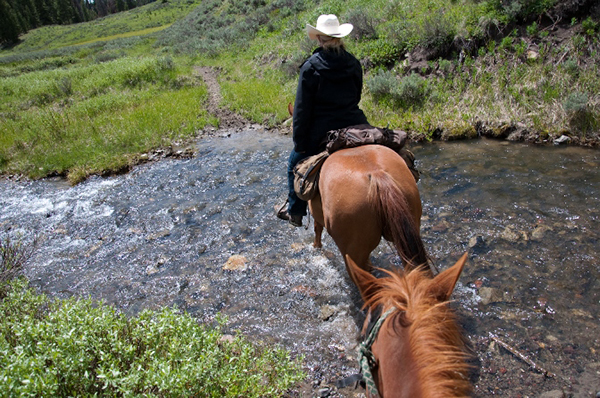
[489,333,558,378]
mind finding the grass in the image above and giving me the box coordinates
[0,0,599,182]
[1,55,217,183]
[1,0,203,54]
[71,25,173,47]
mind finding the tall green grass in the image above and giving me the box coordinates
[1,55,215,183]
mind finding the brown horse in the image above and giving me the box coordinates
[309,144,429,289]
[286,103,428,290]
[350,253,472,398]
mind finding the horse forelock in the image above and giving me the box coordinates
[365,267,472,397]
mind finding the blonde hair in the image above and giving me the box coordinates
[317,35,346,53]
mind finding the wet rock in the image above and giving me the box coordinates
[532,225,553,241]
[292,285,318,298]
[318,387,331,397]
[431,221,450,232]
[479,287,504,305]
[538,390,565,398]
[571,308,594,318]
[85,242,102,257]
[468,235,485,248]
[146,264,160,275]
[223,255,247,271]
[501,226,524,243]
[554,135,571,145]
[320,305,337,321]
[146,229,171,240]
[546,335,559,343]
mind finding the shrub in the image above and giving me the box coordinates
[0,233,37,286]
[93,51,124,64]
[280,51,309,78]
[526,22,539,36]
[0,279,305,396]
[418,9,455,57]
[564,91,588,114]
[367,70,429,109]
[56,76,73,97]
[395,72,429,108]
[360,39,403,68]
[366,69,399,103]
[564,92,598,137]
[562,58,579,76]
[581,17,598,37]
[346,7,378,40]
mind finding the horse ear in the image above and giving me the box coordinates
[345,255,378,303]
[428,252,468,302]
[287,102,294,117]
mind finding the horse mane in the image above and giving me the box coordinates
[364,266,472,397]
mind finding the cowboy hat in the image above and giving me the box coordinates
[306,14,353,40]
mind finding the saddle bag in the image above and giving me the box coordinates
[325,124,408,154]
[293,151,329,201]
[325,124,420,182]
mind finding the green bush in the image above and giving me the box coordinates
[367,70,428,109]
[0,278,305,396]
[564,92,598,136]
[395,72,429,108]
[366,69,399,103]
[360,39,403,68]
[417,9,455,56]
[346,7,378,40]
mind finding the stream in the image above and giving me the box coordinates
[1,127,599,397]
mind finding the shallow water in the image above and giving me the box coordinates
[1,129,598,396]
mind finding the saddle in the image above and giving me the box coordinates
[293,124,420,201]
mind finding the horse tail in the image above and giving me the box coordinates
[367,170,429,269]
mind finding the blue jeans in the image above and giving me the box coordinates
[287,149,311,216]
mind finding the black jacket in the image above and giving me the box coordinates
[292,47,368,154]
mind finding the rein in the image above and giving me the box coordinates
[358,307,395,397]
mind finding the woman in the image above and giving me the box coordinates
[278,14,369,227]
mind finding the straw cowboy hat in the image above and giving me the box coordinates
[306,14,353,40]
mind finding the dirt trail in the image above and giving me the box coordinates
[194,66,252,131]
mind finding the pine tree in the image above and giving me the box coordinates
[0,0,22,44]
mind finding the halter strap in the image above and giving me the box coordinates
[358,308,395,397]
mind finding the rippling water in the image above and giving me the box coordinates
[1,129,598,397]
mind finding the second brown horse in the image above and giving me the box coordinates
[309,143,429,292]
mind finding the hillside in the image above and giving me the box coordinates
[0,0,599,182]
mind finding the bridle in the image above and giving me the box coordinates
[357,307,396,397]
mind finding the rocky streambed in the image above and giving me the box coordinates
[1,129,599,397]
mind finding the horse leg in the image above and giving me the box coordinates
[331,227,380,292]
[313,221,323,248]
[308,195,325,249]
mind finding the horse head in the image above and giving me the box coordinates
[349,253,472,398]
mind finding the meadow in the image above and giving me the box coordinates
[1,0,599,183]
